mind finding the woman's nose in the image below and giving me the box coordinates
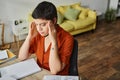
[38,26,43,31]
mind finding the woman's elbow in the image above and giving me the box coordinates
[50,67,62,75]
[50,71,57,75]
[50,70,60,75]
[18,54,28,61]
[18,56,26,61]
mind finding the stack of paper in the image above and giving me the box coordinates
[43,75,79,80]
[0,76,16,80]
[0,58,41,79]
[0,49,16,64]
[0,50,8,60]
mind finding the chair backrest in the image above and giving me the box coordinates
[69,39,78,76]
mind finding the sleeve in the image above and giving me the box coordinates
[59,35,74,65]
[29,37,36,54]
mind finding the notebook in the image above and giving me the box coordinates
[0,58,41,79]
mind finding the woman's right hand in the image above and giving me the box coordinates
[28,22,38,39]
[19,22,37,60]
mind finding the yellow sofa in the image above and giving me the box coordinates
[57,3,97,35]
[28,3,96,35]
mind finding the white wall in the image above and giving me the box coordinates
[109,0,118,9]
[0,0,108,45]
[80,0,108,13]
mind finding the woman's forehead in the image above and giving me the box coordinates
[34,19,48,22]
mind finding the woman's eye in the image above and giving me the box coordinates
[35,24,38,26]
[41,23,46,27]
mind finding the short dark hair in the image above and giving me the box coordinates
[32,1,57,21]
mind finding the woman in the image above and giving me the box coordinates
[18,1,74,75]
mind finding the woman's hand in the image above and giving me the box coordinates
[28,22,38,39]
[47,21,57,44]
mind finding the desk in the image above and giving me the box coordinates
[0,58,51,80]
[96,11,102,16]
[96,10,103,20]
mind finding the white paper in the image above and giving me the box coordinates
[0,50,8,60]
[43,75,61,80]
[0,76,16,80]
[0,58,41,79]
[61,76,79,80]
[43,75,79,80]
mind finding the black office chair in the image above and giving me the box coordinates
[69,39,78,76]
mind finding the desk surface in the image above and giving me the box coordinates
[0,58,51,80]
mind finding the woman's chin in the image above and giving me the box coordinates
[40,34,48,37]
[44,34,49,37]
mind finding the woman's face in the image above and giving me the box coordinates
[34,19,49,37]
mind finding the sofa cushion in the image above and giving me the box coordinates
[60,21,74,32]
[88,10,96,19]
[70,3,81,8]
[28,12,33,22]
[64,7,80,21]
[79,9,89,19]
[67,17,96,30]
[57,11,64,24]
[57,6,69,15]
[72,6,83,11]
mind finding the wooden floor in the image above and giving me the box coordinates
[75,19,120,80]
[4,19,120,80]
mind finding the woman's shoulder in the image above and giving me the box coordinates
[57,25,74,42]
[57,25,73,38]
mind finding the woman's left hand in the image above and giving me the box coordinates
[47,21,57,44]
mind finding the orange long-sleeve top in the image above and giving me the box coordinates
[29,25,74,75]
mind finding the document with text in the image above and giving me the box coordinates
[0,76,17,80]
[43,75,79,80]
[0,58,41,79]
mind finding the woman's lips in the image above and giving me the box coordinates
[39,32,44,35]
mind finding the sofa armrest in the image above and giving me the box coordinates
[88,10,97,20]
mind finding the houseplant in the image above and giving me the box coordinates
[105,8,117,22]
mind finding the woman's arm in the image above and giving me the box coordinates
[18,36,31,60]
[47,21,64,74]
[49,41,63,74]
[18,22,37,60]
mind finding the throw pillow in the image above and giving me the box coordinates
[57,6,69,15]
[57,11,64,24]
[64,7,80,21]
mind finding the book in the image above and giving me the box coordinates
[43,75,79,80]
[0,50,8,60]
[0,58,41,79]
[0,49,16,64]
